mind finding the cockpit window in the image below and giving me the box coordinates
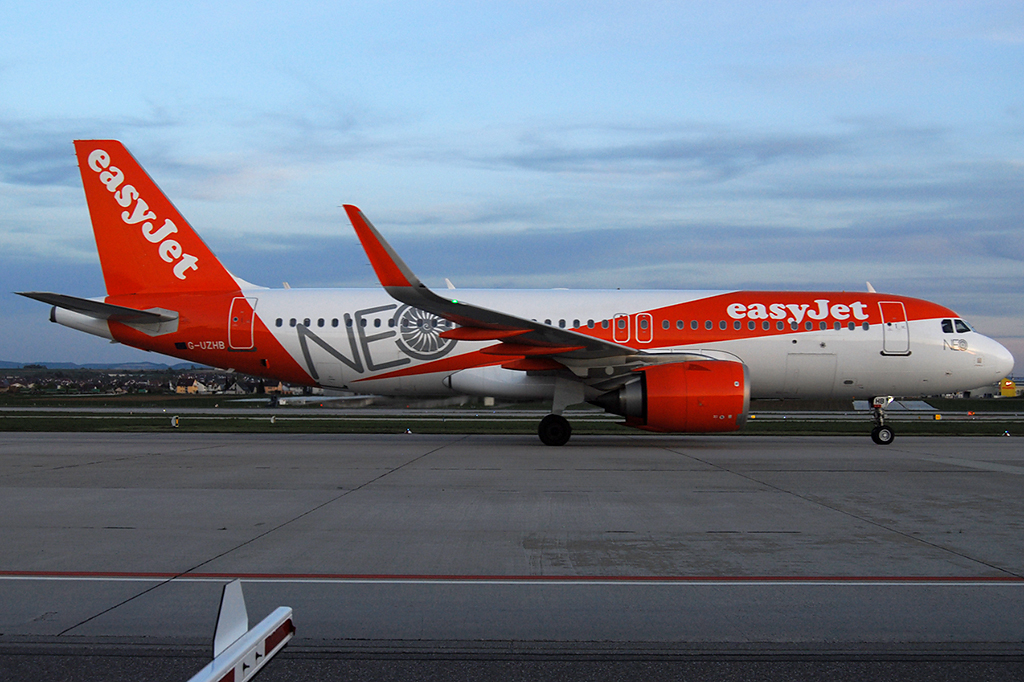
[954,319,972,334]
[941,319,954,334]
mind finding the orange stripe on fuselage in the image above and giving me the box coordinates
[353,348,521,382]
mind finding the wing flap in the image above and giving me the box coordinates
[481,343,585,356]
[439,327,531,341]
[502,358,565,371]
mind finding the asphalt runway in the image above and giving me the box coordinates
[1,432,1022,681]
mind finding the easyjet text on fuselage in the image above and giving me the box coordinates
[726,299,870,324]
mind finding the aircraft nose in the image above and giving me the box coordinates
[991,339,1015,378]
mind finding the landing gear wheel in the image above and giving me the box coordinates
[871,425,895,445]
[538,414,572,446]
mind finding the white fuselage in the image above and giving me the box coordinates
[248,288,1013,401]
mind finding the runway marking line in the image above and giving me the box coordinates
[1,571,1021,585]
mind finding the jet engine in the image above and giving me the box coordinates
[590,360,749,433]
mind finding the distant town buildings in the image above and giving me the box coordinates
[0,368,268,396]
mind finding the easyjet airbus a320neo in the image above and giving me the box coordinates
[20,141,1015,445]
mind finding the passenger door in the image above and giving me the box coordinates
[228,297,258,350]
[879,301,910,355]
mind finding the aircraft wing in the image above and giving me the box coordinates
[17,291,178,324]
[343,205,637,361]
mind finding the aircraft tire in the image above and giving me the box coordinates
[871,425,895,445]
[539,414,572,446]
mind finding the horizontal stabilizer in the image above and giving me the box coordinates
[17,292,177,324]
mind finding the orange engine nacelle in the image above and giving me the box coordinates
[591,360,749,433]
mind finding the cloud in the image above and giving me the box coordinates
[0,124,80,186]
[197,209,1020,293]
[469,119,946,183]
[496,130,848,180]
[0,111,186,187]
[0,100,386,197]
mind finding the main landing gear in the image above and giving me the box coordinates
[870,396,895,445]
[538,377,582,446]
[539,414,572,446]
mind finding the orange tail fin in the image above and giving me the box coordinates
[73,140,240,296]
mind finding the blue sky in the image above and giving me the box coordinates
[2,1,1022,365]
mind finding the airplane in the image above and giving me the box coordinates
[19,140,1015,446]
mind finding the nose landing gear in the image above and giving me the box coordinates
[871,396,895,445]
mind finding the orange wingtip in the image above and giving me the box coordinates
[343,205,413,288]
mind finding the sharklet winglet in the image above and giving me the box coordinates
[343,205,417,289]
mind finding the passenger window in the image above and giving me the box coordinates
[834,322,841,331]
[559,319,566,328]
[303,318,310,327]
[545,319,552,326]
[677,320,685,330]
[275,318,283,327]
[691,320,698,330]
[862,322,870,331]
[705,320,713,330]
[617,318,626,330]
[289,318,296,327]
[602,320,610,329]
[639,318,648,330]
[748,320,755,331]
[360,318,367,327]
[573,319,580,328]
[374,318,381,328]
[388,319,395,327]
[587,320,595,328]
[777,321,785,331]
[734,320,742,330]
[332,318,339,327]
[345,316,353,328]
[806,321,813,330]
[941,319,954,334]
[763,321,770,331]
[662,320,670,330]
[954,319,971,333]
[318,318,325,327]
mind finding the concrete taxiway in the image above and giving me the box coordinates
[1,432,1022,680]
